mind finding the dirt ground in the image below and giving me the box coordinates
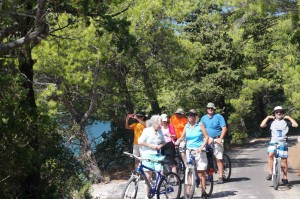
[288,140,300,176]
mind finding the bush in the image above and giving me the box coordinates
[231,131,248,145]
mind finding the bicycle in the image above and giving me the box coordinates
[184,149,213,199]
[269,137,288,190]
[121,152,182,199]
[206,138,232,183]
[160,145,186,183]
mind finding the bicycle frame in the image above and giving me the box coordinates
[123,152,173,197]
[136,161,164,196]
[269,137,288,190]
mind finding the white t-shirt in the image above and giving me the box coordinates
[270,119,289,142]
[138,126,166,157]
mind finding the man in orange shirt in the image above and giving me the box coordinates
[170,108,188,165]
[170,108,188,139]
[125,111,146,168]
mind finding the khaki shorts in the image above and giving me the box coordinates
[186,149,207,171]
[213,139,224,159]
[133,144,141,157]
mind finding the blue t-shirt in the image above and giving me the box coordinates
[185,122,204,149]
[200,113,226,138]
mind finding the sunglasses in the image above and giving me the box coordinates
[207,107,215,110]
[275,111,283,114]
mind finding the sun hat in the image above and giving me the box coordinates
[186,109,198,116]
[272,106,285,114]
[175,108,184,114]
[161,114,168,122]
[207,102,216,109]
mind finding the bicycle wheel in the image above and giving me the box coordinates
[273,159,281,190]
[184,167,196,199]
[157,172,181,199]
[222,153,231,181]
[175,156,185,183]
[121,176,139,199]
[206,173,214,196]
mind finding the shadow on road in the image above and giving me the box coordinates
[290,179,300,186]
[209,190,238,198]
[231,158,265,168]
[226,177,250,182]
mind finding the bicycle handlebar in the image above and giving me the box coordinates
[123,152,166,163]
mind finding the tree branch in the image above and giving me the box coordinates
[0,0,48,54]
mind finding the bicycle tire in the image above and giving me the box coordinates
[223,153,231,181]
[175,156,185,183]
[206,174,214,196]
[184,167,196,199]
[273,159,281,190]
[157,172,181,199]
[121,175,139,199]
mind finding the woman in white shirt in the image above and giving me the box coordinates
[138,115,166,199]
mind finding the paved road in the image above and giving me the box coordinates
[198,136,300,199]
[92,136,300,198]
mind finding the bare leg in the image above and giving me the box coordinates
[144,171,152,199]
[281,158,288,179]
[199,170,206,193]
[216,159,223,178]
[268,152,274,175]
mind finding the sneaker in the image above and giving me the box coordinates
[282,179,290,186]
[217,177,224,184]
[266,174,272,181]
[201,191,209,198]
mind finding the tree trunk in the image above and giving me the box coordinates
[79,129,103,183]
[18,46,41,198]
[137,57,161,114]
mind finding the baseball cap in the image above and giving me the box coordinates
[161,114,168,122]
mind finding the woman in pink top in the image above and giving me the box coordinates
[160,114,177,173]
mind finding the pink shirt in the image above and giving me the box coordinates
[161,124,176,143]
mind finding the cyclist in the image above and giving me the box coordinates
[125,111,146,169]
[170,108,188,167]
[260,106,298,186]
[175,109,209,198]
[138,115,166,199]
[200,102,228,184]
[160,114,177,173]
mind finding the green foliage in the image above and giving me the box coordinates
[1,0,300,195]
[231,131,248,145]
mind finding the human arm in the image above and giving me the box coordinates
[216,115,228,145]
[198,124,209,152]
[284,115,298,128]
[216,126,228,145]
[260,115,275,128]
[133,115,146,126]
[175,127,186,145]
[125,115,133,130]
[138,141,163,150]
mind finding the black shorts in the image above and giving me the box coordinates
[161,141,176,165]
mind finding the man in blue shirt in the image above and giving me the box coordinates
[200,102,228,184]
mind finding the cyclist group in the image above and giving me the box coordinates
[125,103,298,198]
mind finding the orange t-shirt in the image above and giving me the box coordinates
[129,122,145,144]
[170,115,188,138]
